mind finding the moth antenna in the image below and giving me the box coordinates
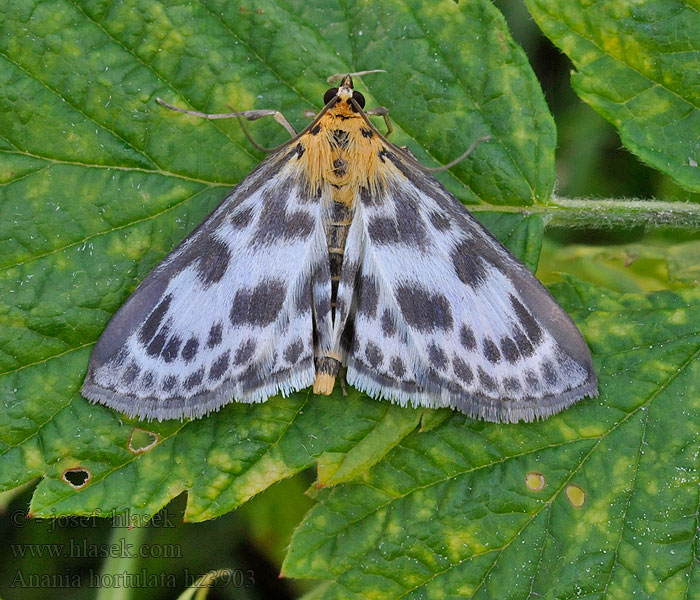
[228,96,341,154]
[157,97,302,153]
[326,69,386,83]
[422,135,492,173]
[226,106,277,153]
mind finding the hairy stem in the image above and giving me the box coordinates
[469,196,700,229]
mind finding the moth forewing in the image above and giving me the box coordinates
[82,75,597,423]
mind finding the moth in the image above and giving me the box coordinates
[82,73,597,423]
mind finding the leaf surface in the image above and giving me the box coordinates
[525,0,700,193]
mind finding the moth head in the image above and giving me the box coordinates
[323,75,365,111]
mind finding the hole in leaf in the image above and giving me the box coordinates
[566,484,586,508]
[128,428,159,454]
[62,468,91,490]
[525,472,545,491]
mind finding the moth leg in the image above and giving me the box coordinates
[313,354,342,395]
[365,106,392,137]
[339,367,348,397]
[156,98,298,138]
[423,135,491,173]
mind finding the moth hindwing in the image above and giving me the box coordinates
[82,75,597,423]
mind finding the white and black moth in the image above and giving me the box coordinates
[82,75,598,423]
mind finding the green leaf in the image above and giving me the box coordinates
[284,280,700,599]
[2,2,696,598]
[474,213,544,273]
[539,238,700,293]
[524,0,700,193]
[0,0,552,520]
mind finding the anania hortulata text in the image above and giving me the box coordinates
[82,74,597,423]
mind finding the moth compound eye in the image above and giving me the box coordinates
[324,87,338,105]
[352,91,365,109]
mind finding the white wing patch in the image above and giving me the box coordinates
[340,150,597,423]
[82,149,330,420]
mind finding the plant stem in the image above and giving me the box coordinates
[468,196,700,229]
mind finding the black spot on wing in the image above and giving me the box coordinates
[256,181,314,245]
[283,338,304,364]
[367,187,427,248]
[196,238,231,286]
[452,241,488,287]
[110,348,128,368]
[478,367,497,392]
[504,377,521,393]
[209,351,230,380]
[162,335,181,363]
[542,360,558,386]
[230,206,254,229]
[390,356,406,378]
[365,342,384,368]
[357,275,380,319]
[122,361,140,384]
[142,371,154,389]
[234,339,256,365]
[368,217,399,244]
[460,325,477,350]
[340,315,356,354]
[396,283,453,332]
[184,367,205,390]
[182,337,199,362]
[310,124,321,135]
[316,296,332,322]
[139,294,172,345]
[453,356,473,383]
[207,323,223,349]
[381,309,396,337]
[230,279,286,327]
[359,186,379,207]
[428,343,448,371]
[146,329,168,357]
[483,338,501,364]
[285,211,315,239]
[500,336,520,363]
[429,211,451,231]
[162,375,177,392]
[510,294,543,345]
[294,275,312,316]
[361,127,373,138]
[525,370,539,391]
[513,326,535,358]
[340,259,359,287]
[395,188,428,248]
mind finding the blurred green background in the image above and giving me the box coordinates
[493,0,700,295]
[1,1,697,599]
